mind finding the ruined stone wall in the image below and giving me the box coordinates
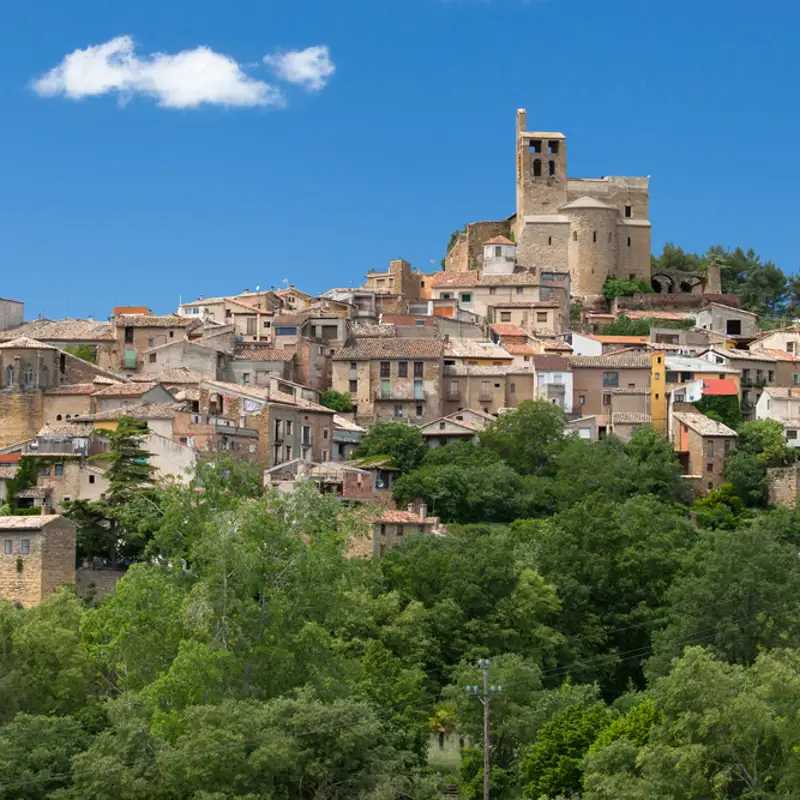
[0,392,44,449]
[768,466,800,509]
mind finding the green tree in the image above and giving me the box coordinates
[693,394,741,430]
[603,277,653,302]
[355,421,427,474]
[519,702,613,799]
[319,390,354,413]
[4,457,37,512]
[100,416,156,504]
[649,522,800,672]
[651,242,703,273]
[513,495,696,693]
[0,714,89,800]
[481,401,566,476]
[737,418,796,467]
[63,343,97,363]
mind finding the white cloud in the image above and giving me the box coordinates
[33,35,286,109]
[264,46,335,92]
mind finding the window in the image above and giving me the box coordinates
[264,320,271,329]
[89,474,96,484]
[481,380,492,396]
[3,540,11,555]
[593,230,597,243]
[124,326,134,344]
[275,327,297,336]
[323,429,329,440]
[21,540,30,554]
[795,374,799,385]
[398,361,408,378]
[548,236,552,246]
[441,292,452,300]
[414,379,423,400]
[56,414,62,421]
[380,361,391,378]
[726,319,742,336]
[536,312,548,323]
[439,421,446,430]
[242,372,251,384]
[147,338,154,348]
[548,160,556,177]
[627,237,631,247]
[705,440,714,458]
[579,395,586,405]
[416,404,423,417]
[489,287,496,295]
[494,246,502,258]
[500,311,511,322]
[23,364,33,388]
[625,204,632,218]
[724,439,732,453]
[349,379,358,393]
[602,394,611,406]
[461,293,472,304]
[706,462,714,473]
[285,421,293,435]
[40,366,48,388]
[124,349,137,368]
[708,482,714,491]
[510,383,516,393]
[394,404,403,418]
[533,158,542,177]
[413,362,424,378]
[415,319,425,326]
[548,140,560,154]
[516,287,523,295]
[5,365,13,386]
[665,371,679,383]
[55,463,63,476]
[449,380,460,398]
[602,371,620,388]
[788,430,798,440]
[381,379,390,398]
[149,353,157,363]
[769,371,775,382]
[169,331,174,338]
[530,139,542,153]
[573,231,578,241]
[790,342,796,354]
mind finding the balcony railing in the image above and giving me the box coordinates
[375,389,428,401]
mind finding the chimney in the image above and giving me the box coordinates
[419,503,427,520]
[407,503,415,515]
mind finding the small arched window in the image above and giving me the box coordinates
[510,383,516,393]
[56,414,62,421]
[5,366,12,386]
[66,414,71,420]
[533,159,542,177]
[548,236,552,246]
[627,237,632,247]
[548,160,556,177]
[23,364,33,388]
[40,366,48,388]
[625,205,632,218]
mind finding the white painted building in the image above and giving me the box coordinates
[755,387,800,448]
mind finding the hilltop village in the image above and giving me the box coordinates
[1,108,799,605]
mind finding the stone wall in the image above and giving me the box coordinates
[0,392,44,449]
[515,219,569,272]
[768,466,800,509]
[444,221,513,272]
[43,393,93,422]
[40,519,78,600]
[76,567,125,601]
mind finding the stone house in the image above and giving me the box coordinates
[141,340,223,378]
[111,314,200,373]
[0,515,77,607]
[224,346,295,386]
[698,346,772,418]
[363,259,423,299]
[419,409,494,448]
[749,348,800,388]
[487,302,564,337]
[0,319,116,366]
[42,383,97,422]
[332,338,443,425]
[569,354,653,434]
[441,365,510,417]
[750,326,800,357]
[694,303,758,342]
[755,388,800,448]
[444,338,514,368]
[178,290,282,325]
[670,409,737,492]
[91,382,175,413]
[0,297,24,331]
[367,507,441,557]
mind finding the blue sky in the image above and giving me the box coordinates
[1,0,798,319]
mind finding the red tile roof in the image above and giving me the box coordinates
[0,454,22,464]
[430,271,481,289]
[484,235,516,246]
[702,379,739,396]
[491,323,529,338]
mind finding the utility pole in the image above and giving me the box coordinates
[466,658,503,800]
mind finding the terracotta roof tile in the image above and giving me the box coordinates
[37,422,94,437]
[533,354,570,371]
[502,343,537,356]
[130,367,207,384]
[491,323,530,338]
[479,271,539,286]
[430,272,481,289]
[570,354,652,368]
[0,319,114,342]
[114,315,195,328]
[484,235,516,246]
[673,410,737,436]
[754,348,800,362]
[78,402,186,422]
[0,336,58,350]
[233,347,294,362]
[333,338,443,361]
[92,382,158,397]
[0,515,70,530]
[43,383,98,395]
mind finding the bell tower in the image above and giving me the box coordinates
[516,109,568,220]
